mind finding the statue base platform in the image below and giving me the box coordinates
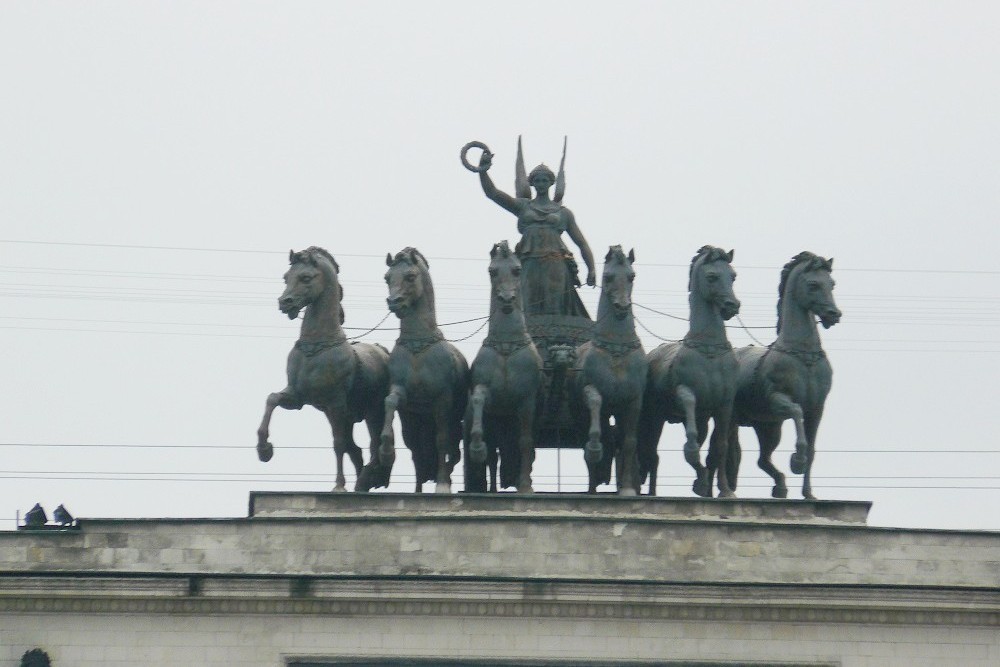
[249,491,872,526]
[2,490,997,666]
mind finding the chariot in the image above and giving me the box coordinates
[255,138,841,500]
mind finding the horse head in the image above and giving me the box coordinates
[689,246,740,321]
[778,252,841,331]
[601,245,636,320]
[280,247,342,321]
[488,240,522,314]
[385,247,432,318]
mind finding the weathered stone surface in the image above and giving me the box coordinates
[1,494,996,589]
[250,491,872,524]
[1,494,997,666]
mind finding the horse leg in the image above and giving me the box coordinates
[356,407,390,492]
[676,385,700,467]
[677,385,708,496]
[516,394,537,493]
[753,422,786,498]
[691,415,711,497]
[324,405,357,493]
[725,420,742,493]
[488,446,499,492]
[433,399,455,494]
[617,402,641,496]
[801,406,825,500]
[380,385,405,470]
[767,392,808,475]
[400,413,427,493]
[638,409,664,496]
[711,405,736,498]
[256,388,303,462]
[468,385,489,464]
[582,385,604,464]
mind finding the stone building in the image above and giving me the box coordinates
[1,493,998,666]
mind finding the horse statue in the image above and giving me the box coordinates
[573,246,646,495]
[726,251,841,499]
[638,246,741,498]
[256,247,391,492]
[381,247,470,493]
[464,240,544,493]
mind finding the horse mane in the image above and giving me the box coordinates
[688,245,731,291]
[290,246,340,273]
[490,240,513,259]
[604,245,631,266]
[776,251,833,333]
[289,246,344,324]
[389,246,430,270]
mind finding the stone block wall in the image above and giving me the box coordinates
[1,494,997,666]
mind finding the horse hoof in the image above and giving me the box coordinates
[256,441,273,463]
[584,442,603,464]
[618,487,637,497]
[332,485,347,493]
[434,483,452,494]
[469,440,487,464]
[772,485,788,499]
[379,444,396,466]
[790,452,806,475]
[803,490,816,500]
[517,485,534,494]
[692,479,712,498]
[718,489,736,499]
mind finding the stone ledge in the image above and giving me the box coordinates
[248,492,872,526]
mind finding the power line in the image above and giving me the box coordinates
[1,442,997,454]
[3,239,998,275]
[0,475,994,490]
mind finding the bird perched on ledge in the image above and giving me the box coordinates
[23,503,47,528]
[53,504,74,526]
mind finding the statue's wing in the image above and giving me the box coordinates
[515,135,530,199]
[554,136,567,203]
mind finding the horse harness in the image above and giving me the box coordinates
[295,332,349,358]
[681,336,732,358]
[395,330,445,355]
[482,334,534,356]
[592,335,642,358]
[769,342,827,368]
[658,336,734,389]
[743,342,828,398]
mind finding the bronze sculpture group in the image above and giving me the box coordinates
[257,138,842,499]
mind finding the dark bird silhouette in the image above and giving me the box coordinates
[53,504,74,526]
[23,504,47,528]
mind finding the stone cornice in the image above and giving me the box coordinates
[1,576,997,626]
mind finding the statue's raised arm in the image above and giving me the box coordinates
[461,142,523,215]
[462,137,596,318]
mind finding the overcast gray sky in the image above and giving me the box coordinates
[1,1,997,530]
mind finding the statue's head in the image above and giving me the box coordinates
[385,247,432,318]
[528,164,555,191]
[778,252,841,331]
[20,649,51,667]
[688,246,740,320]
[489,240,523,314]
[279,247,342,322]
